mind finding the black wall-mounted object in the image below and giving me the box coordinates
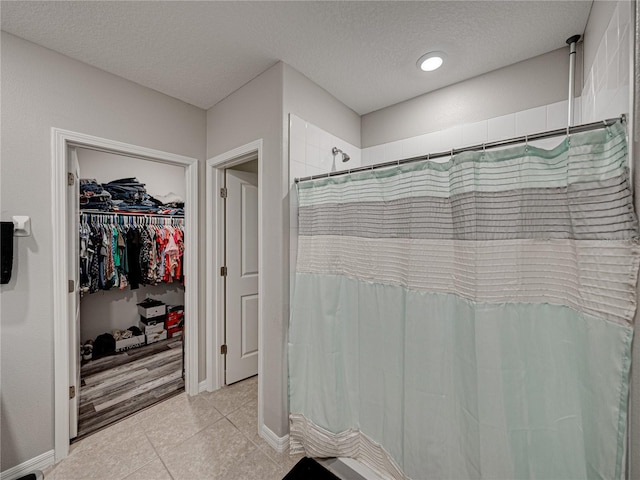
[1,222,14,284]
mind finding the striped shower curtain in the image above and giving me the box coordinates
[288,121,639,480]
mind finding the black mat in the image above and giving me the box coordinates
[283,457,341,480]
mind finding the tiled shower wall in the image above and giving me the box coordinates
[288,114,361,303]
[581,0,632,123]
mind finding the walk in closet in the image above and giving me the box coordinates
[74,148,187,440]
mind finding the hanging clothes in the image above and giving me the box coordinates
[79,213,184,294]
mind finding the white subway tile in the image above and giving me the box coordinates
[596,40,607,90]
[461,120,488,147]
[320,131,334,154]
[361,147,373,166]
[305,143,320,168]
[289,135,306,165]
[618,0,631,30]
[607,49,619,91]
[439,126,463,153]
[546,100,569,130]
[290,160,307,181]
[573,97,582,125]
[618,26,630,87]
[421,131,440,154]
[595,88,617,120]
[308,165,326,177]
[348,150,362,168]
[606,6,619,61]
[612,87,630,116]
[289,114,306,138]
[367,144,385,166]
[582,94,595,123]
[402,135,424,158]
[318,149,335,173]
[488,113,516,141]
[515,106,546,136]
[306,123,321,147]
[384,141,404,162]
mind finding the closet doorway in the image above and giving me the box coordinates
[73,148,187,440]
[52,129,199,462]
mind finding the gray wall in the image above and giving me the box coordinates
[361,47,577,147]
[0,32,206,471]
[283,64,361,148]
[206,62,287,436]
[205,61,361,438]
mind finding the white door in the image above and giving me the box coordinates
[225,169,259,384]
[68,147,81,438]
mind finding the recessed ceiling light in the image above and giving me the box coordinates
[417,51,446,72]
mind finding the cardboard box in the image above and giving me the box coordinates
[146,330,167,344]
[137,300,166,319]
[168,326,183,339]
[139,321,164,335]
[115,334,146,352]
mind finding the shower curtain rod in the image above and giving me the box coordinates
[294,114,626,183]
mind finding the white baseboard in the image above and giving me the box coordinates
[198,380,208,393]
[1,450,54,480]
[259,423,289,453]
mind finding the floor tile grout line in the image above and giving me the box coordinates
[224,408,285,469]
[143,429,176,480]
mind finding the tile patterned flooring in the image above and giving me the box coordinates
[45,376,304,480]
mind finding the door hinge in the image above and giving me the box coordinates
[220,266,227,277]
[67,172,75,186]
[220,344,227,355]
[68,279,75,293]
[69,385,76,400]
[220,187,227,198]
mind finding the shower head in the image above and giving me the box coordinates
[332,147,350,163]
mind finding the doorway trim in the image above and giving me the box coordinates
[205,139,264,433]
[51,128,199,462]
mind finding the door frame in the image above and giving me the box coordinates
[51,128,199,462]
[205,139,264,430]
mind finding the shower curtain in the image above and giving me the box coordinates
[288,121,639,480]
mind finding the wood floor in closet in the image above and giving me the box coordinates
[76,338,184,440]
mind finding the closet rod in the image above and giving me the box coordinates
[80,210,184,219]
[294,114,626,183]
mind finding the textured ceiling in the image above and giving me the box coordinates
[0,1,592,114]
